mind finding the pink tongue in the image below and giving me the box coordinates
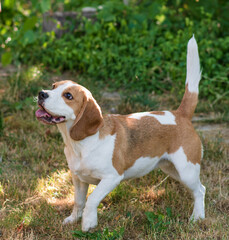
[35,109,51,118]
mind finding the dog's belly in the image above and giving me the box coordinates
[75,172,100,185]
[123,156,161,179]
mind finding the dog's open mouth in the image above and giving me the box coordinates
[35,106,65,125]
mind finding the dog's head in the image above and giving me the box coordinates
[35,80,103,141]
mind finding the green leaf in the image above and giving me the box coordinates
[1,51,12,66]
[72,230,99,239]
[22,16,38,33]
[40,0,51,13]
[3,0,15,9]
[166,207,172,218]
[21,30,36,46]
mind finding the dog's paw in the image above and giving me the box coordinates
[189,212,205,222]
[62,215,79,225]
[82,209,98,232]
[82,218,97,232]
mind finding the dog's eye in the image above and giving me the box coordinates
[64,92,73,100]
[52,84,56,90]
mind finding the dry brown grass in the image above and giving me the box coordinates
[0,68,228,239]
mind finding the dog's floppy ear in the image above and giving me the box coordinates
[70,94,103,141]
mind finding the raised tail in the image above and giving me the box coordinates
[177,36,201,119]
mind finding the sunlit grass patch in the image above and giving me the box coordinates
[36,170,73,203]
[88,184,97,195]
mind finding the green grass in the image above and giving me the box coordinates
[0,67,228,239]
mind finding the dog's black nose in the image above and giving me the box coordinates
[38,91,49,101]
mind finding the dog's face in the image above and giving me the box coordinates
[36,81,87,124]
[36,80,103,140]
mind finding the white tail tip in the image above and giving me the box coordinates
[188,35,198,51]
[186,35,201,93]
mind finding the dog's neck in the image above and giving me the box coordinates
[57,121,101,158]
[57,121,73,144]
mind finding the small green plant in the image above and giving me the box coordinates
[145,207,176,232]
[72,227,124,240]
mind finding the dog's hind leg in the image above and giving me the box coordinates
[158,159,180,182]
[159,147,205,221]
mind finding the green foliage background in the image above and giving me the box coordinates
[1,0,229,100]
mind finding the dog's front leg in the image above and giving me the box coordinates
[63,174,89,225]
[82,176,123,232]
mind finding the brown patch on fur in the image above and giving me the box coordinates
[53,80,76,89]
[110,113,177,175]
[62,84,104,141]
[148,111,165,115]
[177,85,198,119]
[99,115,117,139]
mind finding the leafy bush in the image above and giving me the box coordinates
[1,0,229,100]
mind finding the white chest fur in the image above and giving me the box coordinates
[57,123,119,184]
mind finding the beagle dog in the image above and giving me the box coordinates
[36,36,205,232]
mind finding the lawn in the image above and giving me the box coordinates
[0,66,228,239]
[0,1,229,238]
